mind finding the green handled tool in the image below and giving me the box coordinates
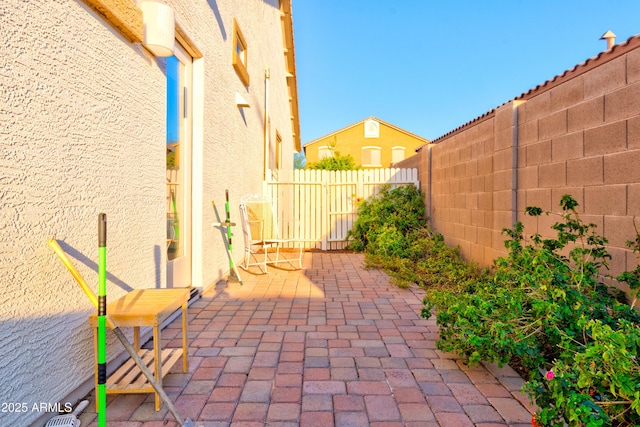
[212,190,242,285]
[224,190,236,267]
[97,213,107,427]
[48,238,198,427]
[169,189,180,248]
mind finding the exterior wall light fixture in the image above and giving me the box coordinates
[141,1,175,57]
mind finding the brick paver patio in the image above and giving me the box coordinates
[80,252,535,427]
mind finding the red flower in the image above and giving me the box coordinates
[532,414,541,427]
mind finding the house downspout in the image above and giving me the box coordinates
[263,67,271,182]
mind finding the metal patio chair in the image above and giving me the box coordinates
[239,194,302,273]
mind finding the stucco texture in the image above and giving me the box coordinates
[1,0,297,425]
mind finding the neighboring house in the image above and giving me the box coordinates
[303,117,429,168]
[1,1,300,425]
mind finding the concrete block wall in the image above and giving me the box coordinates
[517,47,640,282]
[428,113,500,266]
[419,39,640,301]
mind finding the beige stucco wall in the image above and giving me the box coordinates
[305,120,426,167]
[1,1,296,425]
[176,0,297,288]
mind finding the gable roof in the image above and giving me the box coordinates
[304,116,430,148]
[427,33,640,145]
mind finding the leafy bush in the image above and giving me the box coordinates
[423,195,640,426]
[352,189,640,424]
[347,184,426,257]
[306,151,358,170]
[365,232,486,289]
[348,184,486,289]
[527,318,640,426]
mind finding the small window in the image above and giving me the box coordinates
[391,146,405,164]
[318,146,333,159]
[362,146,381,167]
[233,18,250,86]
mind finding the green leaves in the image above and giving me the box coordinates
[306,150,358,170]
[351,185,484,290]
[617,225,640,307]
[525,206,544,216]
[355,191,640,425]
[424,194,640,426]
[347,184,427,259]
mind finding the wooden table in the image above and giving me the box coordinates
[89,288,190,411]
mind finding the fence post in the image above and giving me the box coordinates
[320,170,327,250]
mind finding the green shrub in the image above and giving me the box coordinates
[306,151,358,170]
[352,189,640,424]
[423,195,640,426]
[366,232,487,289]
[349,184,487,290]
[527,318,640,426]
[347,184,427,257]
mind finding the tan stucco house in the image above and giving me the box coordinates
[1,1,300,425]
[304,117,429,168]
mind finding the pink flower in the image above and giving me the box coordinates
[545,370,555,380]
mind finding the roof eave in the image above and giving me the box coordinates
[281,0,301,152]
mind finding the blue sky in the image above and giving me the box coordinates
[293,1,640,146]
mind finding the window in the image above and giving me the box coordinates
[318,146,333,159]
[232,18,249,86]
[165,43,194,290]
[391,146,406,164]
[362,146,381,167]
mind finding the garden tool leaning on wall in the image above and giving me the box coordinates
[212,189,243,285]
[48,225,198,427]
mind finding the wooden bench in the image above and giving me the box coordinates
[88,288,189,411]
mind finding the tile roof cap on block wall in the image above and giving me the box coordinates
[429,33,640,145]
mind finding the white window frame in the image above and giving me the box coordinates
[391,146,406,164]
[318,145,333,160]
[362,146,381,167]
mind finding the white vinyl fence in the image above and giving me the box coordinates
[264,168,419,250]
